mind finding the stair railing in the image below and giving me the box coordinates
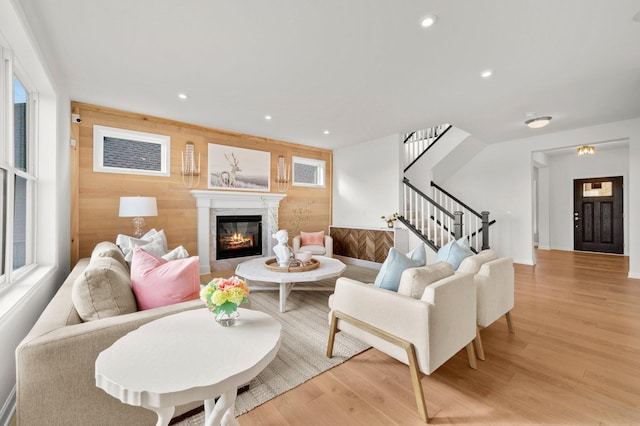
[401,178,462,253]
[403,123,452,173]
[431,181,494,253]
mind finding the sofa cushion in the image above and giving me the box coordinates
[162,245,190,261]
[71,257,137,322]
[374,248,419,292]
[90,241,128,270]
[300,231,325,246]
[397,261,455,299]
[130,247,200,310]
[457,249,499,274]
[436,237,474,269]
[120,229,169,261]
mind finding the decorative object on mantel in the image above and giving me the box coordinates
[200,276,250,326]
[381,212,399,228]
[577,145,595,156]
[118,196,158,237]
[264,257,320,272]
[181,141,200,188]
[272,229,294,267]
[276,155,290,193]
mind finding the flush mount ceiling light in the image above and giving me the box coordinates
[177,93,188,100]
[323,130,330,135]
[264,115,272,120]
[419,14,438,28]
[481,69,493,78]
[525,116,552,129]
[577,145,595,156]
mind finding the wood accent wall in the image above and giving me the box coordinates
[330,227,395,263]
[70,102,333,270]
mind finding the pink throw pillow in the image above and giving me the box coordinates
[130,247,200,310]
[300,231,324,246]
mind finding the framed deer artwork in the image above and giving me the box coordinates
[207,143,271,191]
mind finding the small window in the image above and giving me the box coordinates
[583,182,612,197]
[292,157,325,188]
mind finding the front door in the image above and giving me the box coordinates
[574,176,623,254]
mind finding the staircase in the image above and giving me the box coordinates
[399,125,495,253]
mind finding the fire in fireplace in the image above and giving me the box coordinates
[216,215,262,260]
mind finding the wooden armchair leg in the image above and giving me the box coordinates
[406,343,429,423]
[465,342,477,369]
[328,310,429,422]
[505,311,514,333]
[326,312,338,358]
[474,327,485,361]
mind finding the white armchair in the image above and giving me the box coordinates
[327,262,477,422]
[457,249,515,360]
[292,231,333,257]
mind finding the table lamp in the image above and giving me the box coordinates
[119,196,158,237]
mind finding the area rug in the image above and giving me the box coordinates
[173,264,377,425]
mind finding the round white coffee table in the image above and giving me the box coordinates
[235,256,346,312]
[95,308,281,426]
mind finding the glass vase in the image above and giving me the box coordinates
[215,309,239,327]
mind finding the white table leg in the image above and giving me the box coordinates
[149,406,175,426]
[204,389,239,426]
[279,282,295,312]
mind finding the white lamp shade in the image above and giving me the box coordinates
[119,197,158,217]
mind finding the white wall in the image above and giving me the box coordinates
[546,146,628,253]
[333,134,402,228]
[0,1,69,423]
[440,118,640,270]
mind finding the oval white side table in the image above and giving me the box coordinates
[95,308,281,426]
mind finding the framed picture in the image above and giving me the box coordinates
[93,125,170,176]
[208,143,270,191]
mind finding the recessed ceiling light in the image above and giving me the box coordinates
[419,14,438,28]
[264,115,272,120]
[525,116,552,129]
[323,130,330,135]
[178,93,188,100]
[481,69,493,78]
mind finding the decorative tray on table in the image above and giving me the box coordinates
[264,257,320,272]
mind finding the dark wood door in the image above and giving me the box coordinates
[574,176,623,254]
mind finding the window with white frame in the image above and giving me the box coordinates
[292,156,325,188]
[0,51,37,286]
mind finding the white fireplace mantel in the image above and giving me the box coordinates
[191,190,287,274]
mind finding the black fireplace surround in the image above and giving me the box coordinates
[216,215,262,260]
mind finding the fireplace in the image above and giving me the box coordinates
[216,215,262,260]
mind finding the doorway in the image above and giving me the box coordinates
[573,176,623,254]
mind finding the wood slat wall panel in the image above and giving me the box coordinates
[71,102,333,267]
[331,227,395,263]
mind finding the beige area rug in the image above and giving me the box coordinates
[173,264,377,425]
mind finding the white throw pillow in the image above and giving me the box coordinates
[162,245,189,261]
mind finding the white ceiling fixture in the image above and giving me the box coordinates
[525,116,553,129]
[264,115,272,120]
[481,69,493,78]
[177,93,188,100]
[323,130,330,135]
[419,14,438,28]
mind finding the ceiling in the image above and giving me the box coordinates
[15,0,640,150]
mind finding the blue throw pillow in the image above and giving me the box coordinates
[436,237,473,269]
[407,243,427,267]
[374,248,418,292]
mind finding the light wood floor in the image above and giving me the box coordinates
[238,249,640,425]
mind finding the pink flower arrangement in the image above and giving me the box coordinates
[381,212,399,223]
[200,276,250,315]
